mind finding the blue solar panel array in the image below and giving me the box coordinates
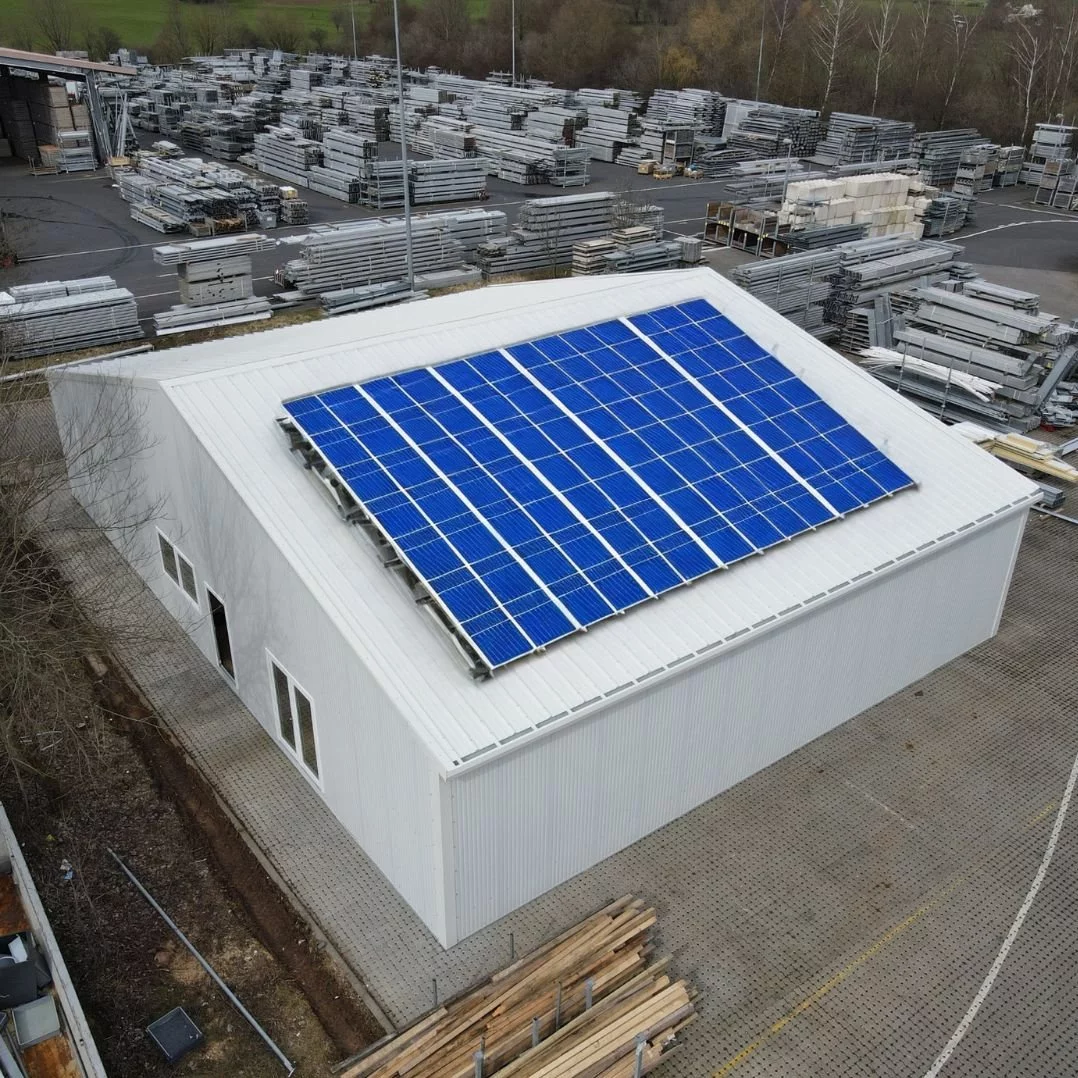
[283,298,914,670]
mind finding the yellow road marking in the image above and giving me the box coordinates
[1027,802,1057,826]
[713,799,1060,1076]
[713,879,963,1077]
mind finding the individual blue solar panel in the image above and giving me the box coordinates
[630,301,915,513]
[285,296,914,671]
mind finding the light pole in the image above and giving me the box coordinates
[350,0,358,60]
[393,0,414,290]
[511,0,516,86]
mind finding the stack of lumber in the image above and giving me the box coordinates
[339,896,694,1078]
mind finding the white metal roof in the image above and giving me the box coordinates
[62,270,1040,773]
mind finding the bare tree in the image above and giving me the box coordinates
[35,0,74,53]
[937,0,982,127]
[766,0,796,95]
[0,342,166,789]
[867,0,898,116]
[188,4,234,58]
[260,10,307,52]
[159,0,190,62]
[910,0,934,97]
[1009,14,1047,145]
[812,0,859,112]
[1046,1,1078,120]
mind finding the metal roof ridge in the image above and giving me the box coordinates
[156,274,690,391]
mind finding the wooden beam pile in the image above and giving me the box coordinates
[339,897,694,1078]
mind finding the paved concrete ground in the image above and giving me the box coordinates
[4,156,1078,326]
[39,399,1078,1078]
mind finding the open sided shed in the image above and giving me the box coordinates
[49,269,1039,947]
[0,47,136,165]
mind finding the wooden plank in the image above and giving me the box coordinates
[340,1008,448,1078]
[21,1032,80,1078]
[340,897,695,1078]
[0,873,31,935]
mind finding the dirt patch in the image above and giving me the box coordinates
[1,648,383,1077]
[96,659,385,1057]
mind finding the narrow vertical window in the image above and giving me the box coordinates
[294,688,318,778]
[178,556,198,603]
[158,533,179,583]
[273,664,295,749]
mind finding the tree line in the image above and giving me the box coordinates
[6,0,1078,146]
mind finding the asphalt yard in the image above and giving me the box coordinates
[4,155,1077,328]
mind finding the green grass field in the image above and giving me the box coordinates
[5,0,369,53]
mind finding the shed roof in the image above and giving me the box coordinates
[0,47,137,77]
[59,270,1039,773]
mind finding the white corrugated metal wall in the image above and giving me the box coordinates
[444,509,1028,944]
[50,374,452,943]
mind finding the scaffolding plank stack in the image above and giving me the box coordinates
[0,278,143,359]
[478,192,615,277]
[280,208,507,295]
[409,159,488,205]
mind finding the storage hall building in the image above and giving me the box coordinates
[49,268,1040,947]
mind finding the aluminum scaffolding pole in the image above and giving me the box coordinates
[393,0,415,289]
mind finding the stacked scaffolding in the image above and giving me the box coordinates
[867,282,1078,431]
[911,129,987,187]
[477,192,616,277]
[152,234,275,335]
[813,113,915,166]
[572,226,696,275]
[409,159,488,204]
[0,278,143,359]
[279,208,507,295]
[1021,122,1076,185]
[828,234,963,340]
[731,251,840,338]
[725,104,822,159]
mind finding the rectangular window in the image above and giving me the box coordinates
[267,655,319,782]
[294,689,318,777]
[157,531,199,609]
[272,664,295,749]
[158,533,179,584]
[178,557,198,604]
